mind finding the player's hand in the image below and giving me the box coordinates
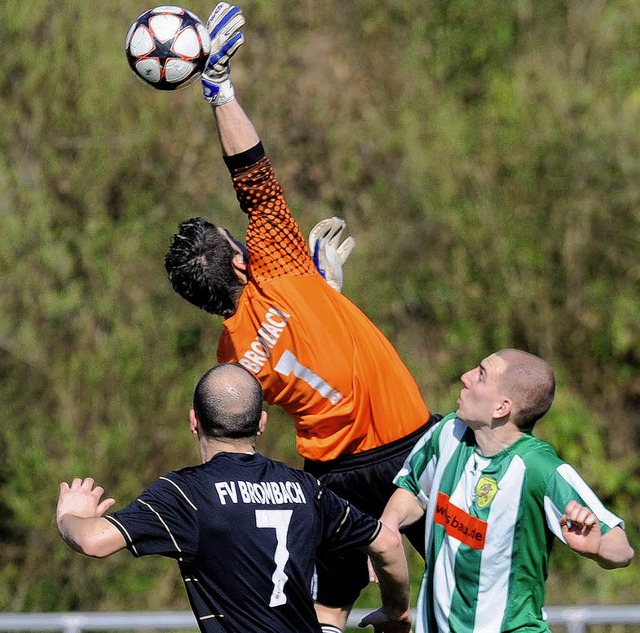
[57,477,115,523]
[559,500,601,557]
[202,3,245,105]
[308,217,356,292]
[359,608,412,632]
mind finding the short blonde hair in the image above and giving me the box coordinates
[497,349,556,431]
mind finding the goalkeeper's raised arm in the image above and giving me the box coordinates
[200,3,257,155]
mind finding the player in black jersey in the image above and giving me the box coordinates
[56,364,411,633]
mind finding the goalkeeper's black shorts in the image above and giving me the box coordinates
[304,414,440,607]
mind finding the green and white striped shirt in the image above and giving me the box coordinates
[394,413,623,633]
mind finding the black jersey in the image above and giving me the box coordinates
[106,452,381,633]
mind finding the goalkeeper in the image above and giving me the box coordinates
[164,5,439,630]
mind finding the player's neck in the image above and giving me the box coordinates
[200,437,257,462]
[474,425,523,457]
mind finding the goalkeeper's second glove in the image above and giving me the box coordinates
[309,217,356,293]
[201,3,245,106]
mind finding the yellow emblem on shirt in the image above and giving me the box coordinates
[475,476,498,509]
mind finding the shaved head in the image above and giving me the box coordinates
[496,349,556,431]
[193,364,263,438]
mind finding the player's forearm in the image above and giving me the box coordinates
[58,515,124,558]
[374,562,411,618]
[58,514,86,553]
[381,487,425,532]
[368,527,411,619]
[592,527,634,569]
[212,100,260,157]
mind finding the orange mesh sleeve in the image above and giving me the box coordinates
[230,156,317,282]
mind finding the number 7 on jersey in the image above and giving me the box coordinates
[255,509,293,607]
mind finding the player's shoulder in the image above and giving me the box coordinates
[428,412,468,449]
[138,469,198,509]
[262,455,320,484]
[515,433,561,461]
[512,434,565,484]
[155,466,203,492]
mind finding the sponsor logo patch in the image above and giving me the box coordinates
[434,492,487,549]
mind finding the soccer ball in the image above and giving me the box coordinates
[125,6,211,91]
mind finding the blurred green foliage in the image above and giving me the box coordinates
[0,0,638,615]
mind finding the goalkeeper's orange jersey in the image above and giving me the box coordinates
[217,155,430,462]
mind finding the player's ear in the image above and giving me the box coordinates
[257,410,267,436]
[493,397,513,421]
[189,408,200,437]
[232,251,247,270]
[231,252,248,284]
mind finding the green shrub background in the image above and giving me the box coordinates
[1,0,638,615]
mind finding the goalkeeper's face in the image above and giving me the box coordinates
[218,227,248,262]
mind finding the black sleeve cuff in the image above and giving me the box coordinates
[223,141,266,172]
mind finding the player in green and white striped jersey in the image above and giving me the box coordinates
[362,349,634,633]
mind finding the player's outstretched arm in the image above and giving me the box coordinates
[200,3,259,156]
[57,477,125,558]
[560,500,634,569]
[359,524,412,632]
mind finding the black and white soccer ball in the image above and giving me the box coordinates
[125,6,211,91]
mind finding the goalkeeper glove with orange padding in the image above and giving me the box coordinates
[309,217,356,292]
[201,3,245,105]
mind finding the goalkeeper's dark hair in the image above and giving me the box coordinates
[193,363,263,439]
[164,217,243,318]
